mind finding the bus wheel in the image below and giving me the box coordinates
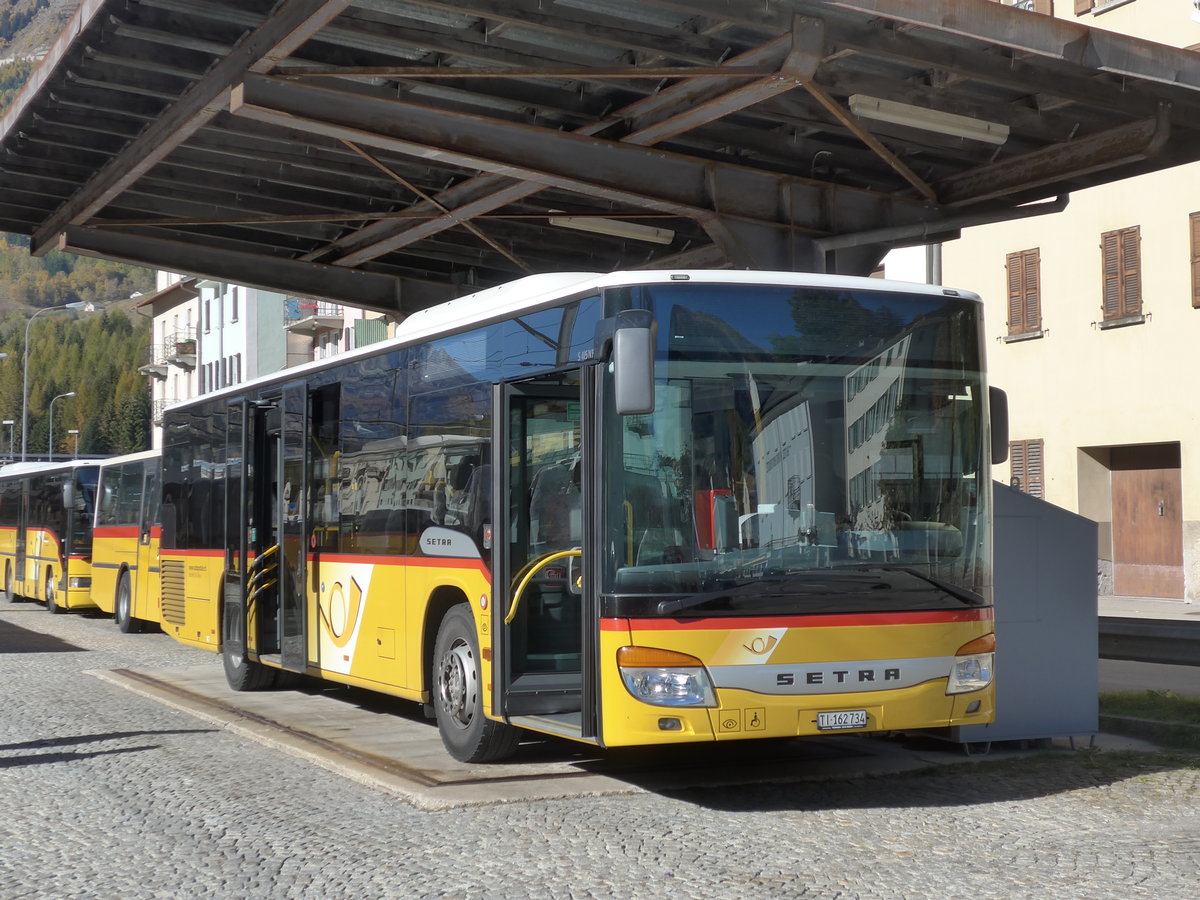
[432,604,521,763]
[222,619,278,691]
[114,572,140,633]
[45,571,64,615]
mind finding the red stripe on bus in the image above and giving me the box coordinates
[317,552,490,577]
[95,526,140,539]
[601,608,993,631]
[165,548,490,577]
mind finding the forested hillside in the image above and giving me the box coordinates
[1,1,76,61]
[0,305,152,458]
[1,4,155,456]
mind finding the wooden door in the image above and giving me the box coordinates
[1111,445,1183,598]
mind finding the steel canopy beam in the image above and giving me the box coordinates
[58,226,428,313]
[229,72,938,246]
[31,0,356,256]
[310,32,807,267]
[935,108,1170,206]
[823,0,1200,93]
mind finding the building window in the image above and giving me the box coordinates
[231,287,239,323]
[1101,225,1141,322]
[1006,248,1041,336]
[234,353,242,383]
[204,297,211,332]
[1009,439,1044,499]
[996,0,1052,12]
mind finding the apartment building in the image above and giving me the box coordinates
[936,0,1200,601]
[139,273,392,448]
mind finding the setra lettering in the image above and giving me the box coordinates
[773,666,905,688]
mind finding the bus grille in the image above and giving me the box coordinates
[160,559,186,626]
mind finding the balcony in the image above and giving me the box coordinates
[138,344,169,380]
[286,300,343,336]
[166,327,197,369]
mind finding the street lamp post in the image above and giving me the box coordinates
[47,392,76,463]
[21,302,93,462]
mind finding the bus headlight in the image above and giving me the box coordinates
[617,646,717,707]
[947,634,995,695]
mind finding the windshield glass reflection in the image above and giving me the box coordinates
[602,283,990,616]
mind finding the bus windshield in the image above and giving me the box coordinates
[602,282,991,616]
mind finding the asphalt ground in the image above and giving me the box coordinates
[2,598,1198,900]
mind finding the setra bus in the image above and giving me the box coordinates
[0,459,101,613]
[91,449,163,632]
[159,270,1007,762]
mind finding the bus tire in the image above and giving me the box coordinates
[432,604,521,763]
[222,617,278,692]
[114,572,140,633]
[45,571,64,614]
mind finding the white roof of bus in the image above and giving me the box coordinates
[165,270,981,413]
[394,269,982,345]
[96,449,159,468]
[0,459,101,477]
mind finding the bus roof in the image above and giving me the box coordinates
[394,269,982,345]
[0,459,102,478]
[164,269,981,415]
[95,449,160,469]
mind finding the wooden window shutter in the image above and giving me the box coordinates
[1120,226,1140,317]
[1024,439,1044,499]
[1009,439,1044,499]
[1009,441,1024,486]
[1074,0,1093,13]
[1101,226,1141,320]
[1006,248,1040,335]
[1034,0,1053,14]
[1191,213,1200,308]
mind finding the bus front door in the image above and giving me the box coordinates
[497,371,597,740]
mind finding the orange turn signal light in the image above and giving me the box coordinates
[956,633,995,656]
[616,646,704,668]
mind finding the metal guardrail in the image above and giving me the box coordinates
[1098,616,1200,667]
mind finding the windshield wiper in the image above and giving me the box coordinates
[832,564,985,607]
[655,573,886,616]
[655,566,983,615]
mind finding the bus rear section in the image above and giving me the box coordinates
[92,450,164,632]
[0,461,101,613]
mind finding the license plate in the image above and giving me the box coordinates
[816,710,868,731]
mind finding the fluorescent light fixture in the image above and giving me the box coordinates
[549,216,675,245]
[848,94,1010,146]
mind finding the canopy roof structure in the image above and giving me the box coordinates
[3,0,1200,315]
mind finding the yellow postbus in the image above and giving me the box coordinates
[0,460,101,613]
[160,270,1005,762]
[91,449,163,632]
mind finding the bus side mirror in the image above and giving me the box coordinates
[63,482,75,509]
[612,310,655,416]
[990,386,1008,465]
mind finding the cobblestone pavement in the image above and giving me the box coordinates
[2,599,1198,900]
